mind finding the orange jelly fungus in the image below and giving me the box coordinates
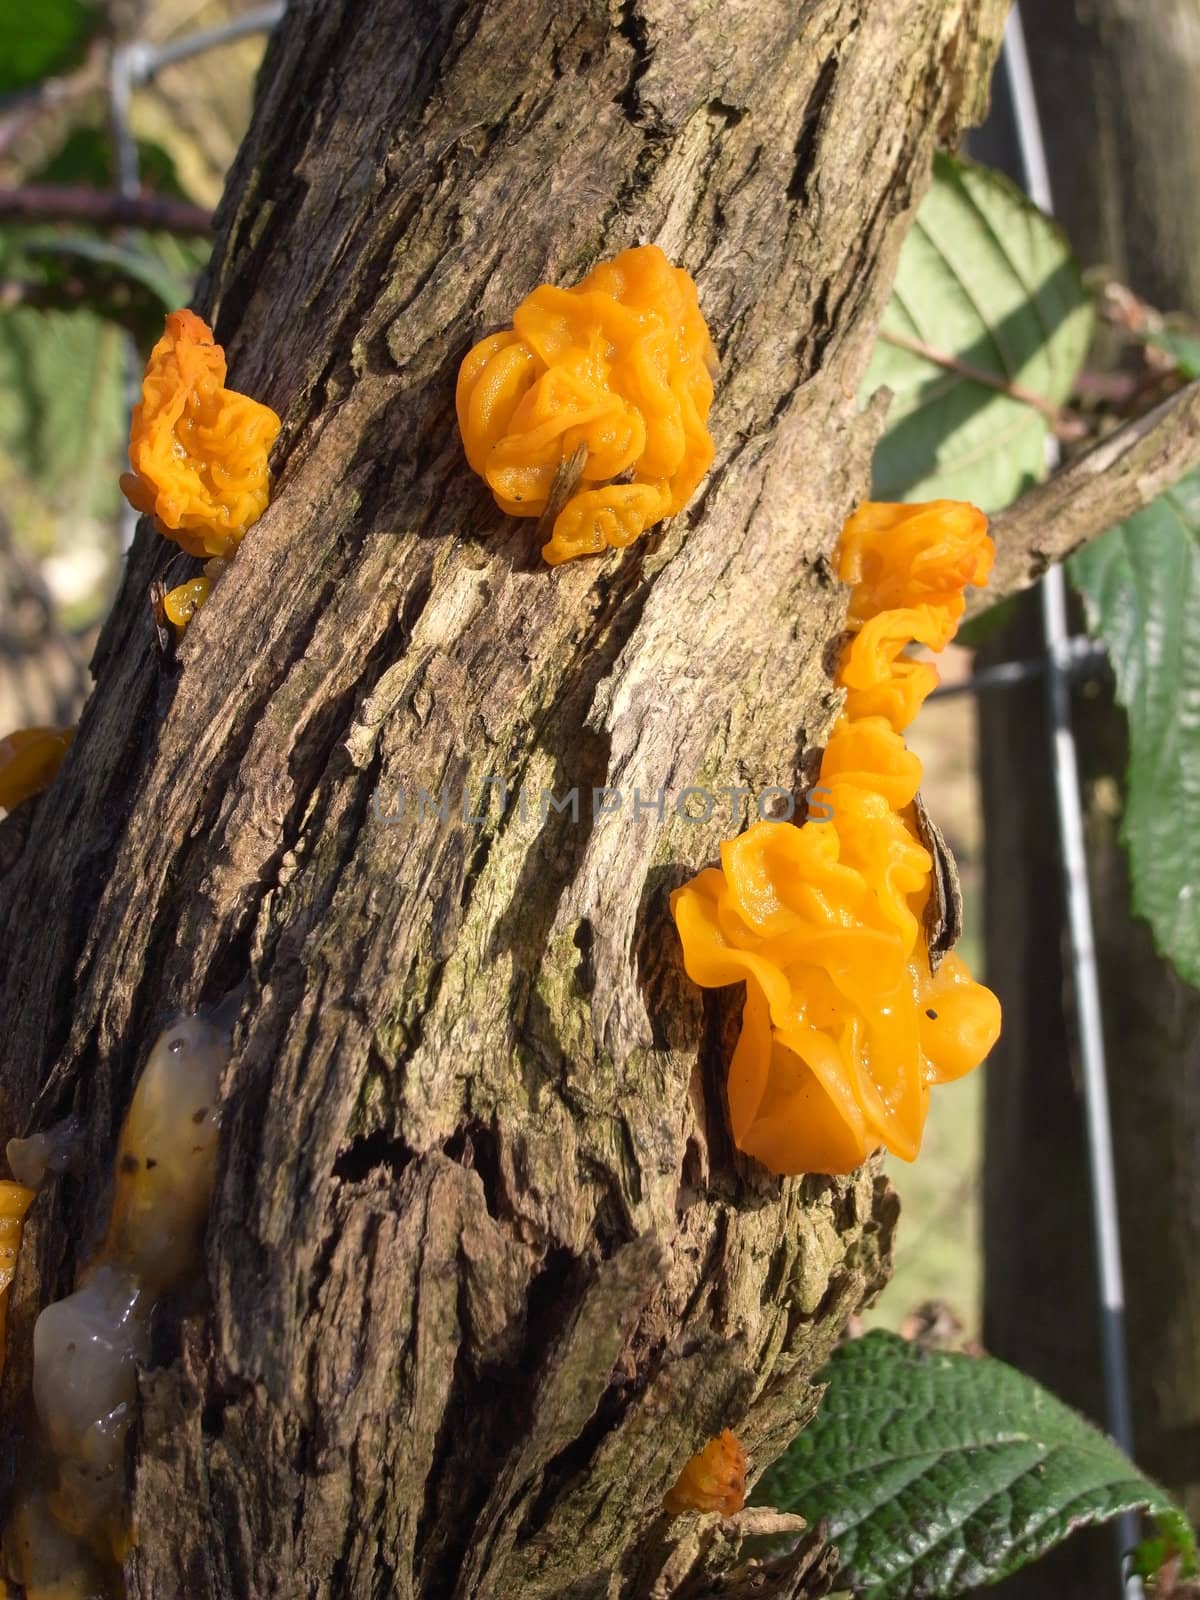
[0,727,75,812]
[162,576,212,631]
[456,243,715,565]
[120,308,281,560]
[0,1180,34,1383]
[671,501,1002,1177]
[663,1429,747,1518]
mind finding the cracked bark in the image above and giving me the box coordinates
[0,2,1005,1596]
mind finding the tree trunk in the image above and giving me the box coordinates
[979,12,1200,1598]
[0,3,1006,1595]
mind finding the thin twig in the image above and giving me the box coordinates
[0,185,212,235]
[966,377,1200,619]
[879,326,1081,432]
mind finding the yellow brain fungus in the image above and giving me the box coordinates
[121,309,280,635]
[663,1429,747,1517]
[121,309,281,561]
[6,1490,113,1600]
[32,1263,148,1566]
[456,243,716,565]
[671,500,1002,1177]
[6,1009,231,1596]
[0,727,75,813]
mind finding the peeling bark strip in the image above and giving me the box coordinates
[0,3,1004,1595]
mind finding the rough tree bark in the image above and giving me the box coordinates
[0,4,1007,1596]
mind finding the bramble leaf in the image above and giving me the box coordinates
[1069,472,1200,987]
[863,153,1092,513]
[757,1331,1196,1599]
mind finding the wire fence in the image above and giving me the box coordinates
[1004,11,1139,1593]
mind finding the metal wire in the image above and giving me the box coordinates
[929,637,1107,701]
[1004,11,1142,1593]
[124,4,286,85]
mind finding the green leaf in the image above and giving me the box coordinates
[756,1331,1196,1599]
[1,222,208,347]
[1131,1523,1200,1592]
[0,304,125,518]
[0,0,94,94]
[863,153,1093,513]
[133,231,211,314]
[1069,475,1200,987]
[25,234,193,311]
[952,594,1017,651]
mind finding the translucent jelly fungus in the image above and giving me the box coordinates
[161,576,212,631]
[6,1486,112,1599]
[663,1429,747,1517]
[0,1180,34,1382]
[120,308,281,561]
[99,1012,225,1296]
[0,726,75,812]
[8,1007,232,1595]
[33,1264,148,1556]
[7,1118,82,1192]
[456,243,716,564]
[671,501,1002,1176]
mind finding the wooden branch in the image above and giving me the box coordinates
[967,379,1200,619]
[0,184,212,234]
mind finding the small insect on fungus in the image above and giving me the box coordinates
[456,243,716,565]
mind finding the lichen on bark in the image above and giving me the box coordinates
[0,2,1006,1594]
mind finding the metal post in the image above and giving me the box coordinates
[1003,10,1142,1592]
